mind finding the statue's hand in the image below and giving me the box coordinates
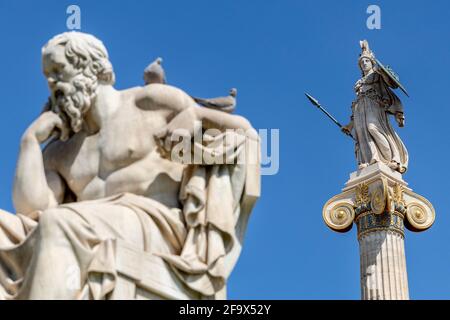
[154,107,199,156]
[395,112,405,127]
[341,124,352,136]
[24,111,69,143]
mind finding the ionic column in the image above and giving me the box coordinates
[322,163,435,300]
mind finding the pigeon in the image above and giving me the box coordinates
[143,57,166,85]
[191,88,237,113]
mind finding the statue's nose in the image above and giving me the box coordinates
[47,77,57,88]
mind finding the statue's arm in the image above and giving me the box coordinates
[374,66,397,89]
[136,84,256,135]
[13,112,66,215]
[194,106,254,133]
[135,84,195,116]
[342,102,355,135]
[373,70,405,126]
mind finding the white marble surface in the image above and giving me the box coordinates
[359,231,409,300]
[0,32,260,300]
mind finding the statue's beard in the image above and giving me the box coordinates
[48,74,97,139]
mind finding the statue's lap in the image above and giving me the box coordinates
[0,194,177,254]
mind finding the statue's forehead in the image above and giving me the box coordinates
[42,44,67,63]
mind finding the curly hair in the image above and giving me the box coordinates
[42,31,115,85]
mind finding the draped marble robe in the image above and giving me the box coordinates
[352,70,409,172]
[0,130,260,300]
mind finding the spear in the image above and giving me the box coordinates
[305,93,356,141]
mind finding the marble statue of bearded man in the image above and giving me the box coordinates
[342,40,409,173]
[0,32,260,300]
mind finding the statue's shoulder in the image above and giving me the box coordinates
[133,84,193,112]
[134,84,189,101]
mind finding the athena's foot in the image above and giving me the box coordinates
[358,163,369,170]
[388,161,405,173]
[388,161,398,170]
[398,166,407,174]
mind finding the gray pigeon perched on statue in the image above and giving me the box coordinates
[143,57,166,85]
[191,88,237,113]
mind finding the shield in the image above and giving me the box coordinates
[375,58,409,97]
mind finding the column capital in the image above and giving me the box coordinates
[323,163,435,234]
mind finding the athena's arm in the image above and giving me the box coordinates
[374,66,398,89]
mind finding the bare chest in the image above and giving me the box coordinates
[57,110,171,199]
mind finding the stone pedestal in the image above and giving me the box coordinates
[323,163,435,300]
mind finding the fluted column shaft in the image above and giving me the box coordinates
[358,230,409,300]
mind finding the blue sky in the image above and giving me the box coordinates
[0,0,449,299]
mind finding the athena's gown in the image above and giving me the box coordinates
[352,70,408,172]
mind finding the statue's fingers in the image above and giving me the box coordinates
[49,130,61,141]
[54,118,70,141]
[154,127,168,139]
[164,135,172,153]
